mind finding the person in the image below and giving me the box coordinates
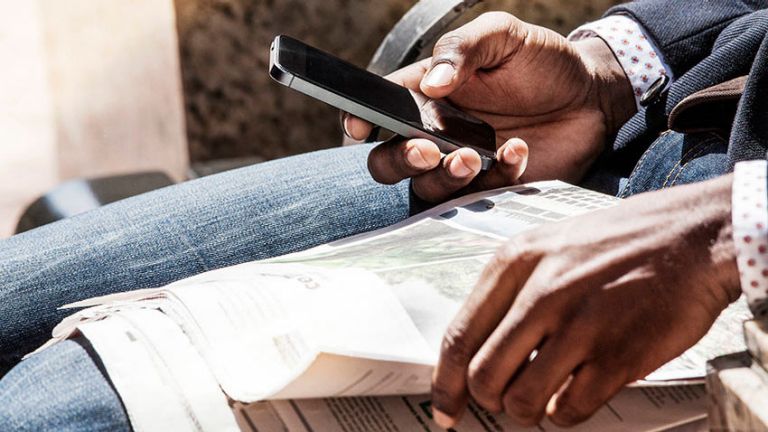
[1,0,767,429]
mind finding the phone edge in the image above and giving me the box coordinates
[269,36,494,171]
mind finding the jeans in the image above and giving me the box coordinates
[0,143,412,431]
[0,131,729,431]
[0,339,130,431]
[620,131,729,197]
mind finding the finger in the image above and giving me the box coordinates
[498,332,587,426]
[548,363,628,427]
[341,112,374,141]
[431,239,541,429]
[465,307,545,418]
[411,148,481,203]
[421,12,524,98]
[386,58,432,90]
[367,138,442,185]
[465,266,569,418]
[472,138,529,192]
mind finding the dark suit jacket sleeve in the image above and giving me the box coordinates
[605,0,767,78]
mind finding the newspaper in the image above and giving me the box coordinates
[75,307,708,432]
[232,387,709,432]
[33,181,749,430]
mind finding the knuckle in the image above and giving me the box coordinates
[433,32,470,60]
[494,239,524,265]
[494,236,539,267]
[466,360,492,390]
[503,388,543,426]
[430,381,453,406]
[476,11,523,43]
[545,273,576,296]
[440,324,475,366]
[477,11,517,26]
[467,363,502,412]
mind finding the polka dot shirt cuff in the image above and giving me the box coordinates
[733,160,768,317]
[568,15,673,110]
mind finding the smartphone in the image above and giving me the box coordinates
[269,35,497,170]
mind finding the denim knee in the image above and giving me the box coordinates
[0,339,130,432]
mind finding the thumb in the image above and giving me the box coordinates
[420,12,525,98]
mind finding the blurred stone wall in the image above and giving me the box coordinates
[174,0,624,162]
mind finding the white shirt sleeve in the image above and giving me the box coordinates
[732,160,768,317]
[568,15,674,110]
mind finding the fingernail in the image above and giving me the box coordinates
[449,153,474,178]
[406,144,431,169]
[502,145,520,165]
[432,408,455,429]
[341,113,352,138]
[424,63,456,88]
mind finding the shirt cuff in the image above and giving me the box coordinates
[568,15,673,110]
[732,160,768,317]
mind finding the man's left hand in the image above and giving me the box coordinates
[431,175,741,428]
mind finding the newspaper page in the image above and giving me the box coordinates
[232,386,707,432]
[162,266,436,401]
[54,265,437,402]
[72,301,708,432]
[77,309,240,431]
[47,181,749,386]
[266,181,751,382]
[37,181,749,431]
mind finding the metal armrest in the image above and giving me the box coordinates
[367,0,482,76]
[343,0,482,145]
[15,172,174,234]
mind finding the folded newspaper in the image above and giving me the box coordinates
[33,181,750,431]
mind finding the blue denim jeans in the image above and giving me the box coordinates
[0,144,412,431]
[619,131,729,197]
[581,130,730,196]
[0,132,728,430]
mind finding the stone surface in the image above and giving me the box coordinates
[707,352,768,432]
[0,1,190,237]
[745,319,768,370]
[0,2,57,237]
[174,0,624,162]
[40,0,189,181]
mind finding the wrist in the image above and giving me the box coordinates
[572,38,636,138]
[692,174,741,303]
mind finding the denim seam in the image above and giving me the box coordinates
[661,137,719,188]
[620,132,670,198]
[667,138,721,187]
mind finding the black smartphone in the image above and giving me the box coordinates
[269,35,497,170]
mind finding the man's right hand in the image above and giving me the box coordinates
[344,12,636,203]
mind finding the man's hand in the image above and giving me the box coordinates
[431,175,741,428]
[344,12,636,203]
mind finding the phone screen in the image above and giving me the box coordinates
[275,36,497,152]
